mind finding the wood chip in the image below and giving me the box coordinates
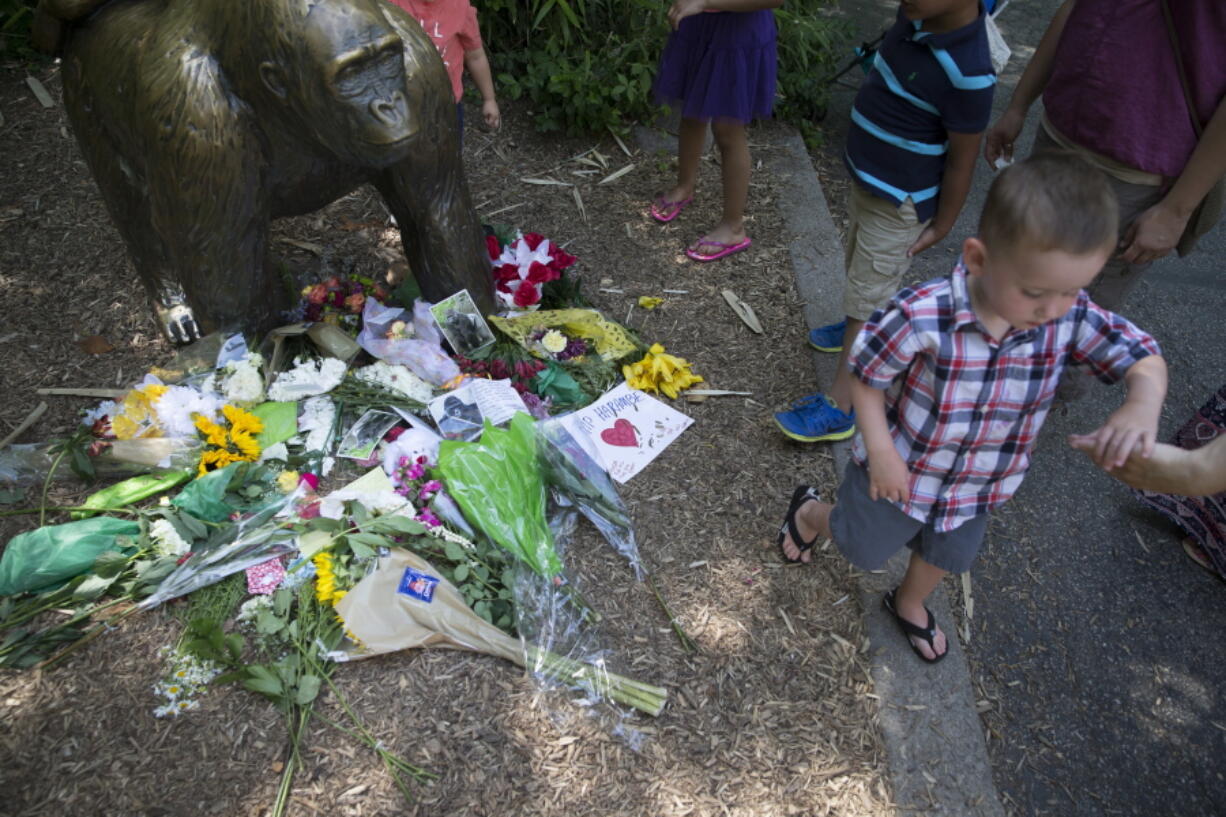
[721,289,764,334]
[598,164,635,185]
[26,76,54,108]
[521,177,570,186]
[78,335,113,355]
[0,401,47,449]
[36,387,126,398]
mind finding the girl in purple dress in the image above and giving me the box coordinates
[649,0,780,263]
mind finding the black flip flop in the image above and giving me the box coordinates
[776,485,821,563]
[883,588,947,664]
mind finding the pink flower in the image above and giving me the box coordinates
[345,292,365,313]
[299,473,320,491]
[306,284,328,305]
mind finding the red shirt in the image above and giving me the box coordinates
[387,0,483,101]
[1043,0,1226,178]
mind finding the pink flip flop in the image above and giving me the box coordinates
[685,235,752,262]
[650,195,693,223]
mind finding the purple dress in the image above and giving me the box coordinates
[653,10,778,124]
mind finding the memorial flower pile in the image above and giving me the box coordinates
[0,222,710,813]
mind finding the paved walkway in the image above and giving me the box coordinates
[782,1,1226,815]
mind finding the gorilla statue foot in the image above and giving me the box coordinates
[155,303,203,346]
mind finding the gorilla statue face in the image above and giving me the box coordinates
[261,0,418,167]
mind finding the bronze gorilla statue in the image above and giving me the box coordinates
[40,0,495,343]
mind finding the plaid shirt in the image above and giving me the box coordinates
[849,264,1160,532]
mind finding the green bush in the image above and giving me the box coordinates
[480,0,847,137]
[0,0,40,61]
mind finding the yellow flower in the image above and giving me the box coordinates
[194,416,229,448]
[637,296,664,310]
[276,471,301,493]
[622,343,703,398]
[222,404,264,437]
[312,552,347,606]
[230,429,260,461]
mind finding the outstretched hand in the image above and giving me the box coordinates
[1068,436,1183,493]
[1068,402,1159,472]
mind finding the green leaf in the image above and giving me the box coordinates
[444,541,466,562]
[92,550,130,579]
[453,563,469,582]
[72,572,119,601]
[224,633,245,662]
[243,674,284,699]
[171,511,209,542]
[295,674,322,706]
[347,532,387,554]
[369,516,427,536]
[273,589,292,618]
[255,610,282,635]
[251,402,299,449]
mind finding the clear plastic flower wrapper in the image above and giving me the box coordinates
[138,473,308,610]
[357,298,460,387]
[535,418,644,579]
[0,439,202,487]
[334,548,666,716]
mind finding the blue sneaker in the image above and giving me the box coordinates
[808,320,847,353]
[775,395,856,442]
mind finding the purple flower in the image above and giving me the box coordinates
[415,509,442,528]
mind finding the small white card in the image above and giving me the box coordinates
[559,382,692,483]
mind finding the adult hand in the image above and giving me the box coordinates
[907,222,948,257]
[1071,402,1159,471]
[482,99,501,130]
[667,0,706,29]
[1069,436,1191,494]
[1118,200,1189,265]
[984,108,1025,170]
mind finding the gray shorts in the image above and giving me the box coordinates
[829,461,989,574]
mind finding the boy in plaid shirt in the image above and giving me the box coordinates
[776,152,1168,662]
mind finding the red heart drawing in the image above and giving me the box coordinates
[600,418,638,447]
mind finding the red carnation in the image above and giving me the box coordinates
[522,232,546,251]
[486,234,502,260]
[513,282,540,308]
[525,260,554,284]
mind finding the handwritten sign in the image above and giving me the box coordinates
[560,382,692,483]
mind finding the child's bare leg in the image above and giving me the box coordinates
[828,318,865,414]
[662,117,706,204]
[686,117,750,251]
[780,499,833,563]
[895,551,948,660]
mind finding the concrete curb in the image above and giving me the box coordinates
[761,125,1005,817]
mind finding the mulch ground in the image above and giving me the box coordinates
[0,61,891,817]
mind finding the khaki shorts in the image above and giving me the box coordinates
[842,183,930,321]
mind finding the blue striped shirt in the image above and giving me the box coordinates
[844,7,996,222]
